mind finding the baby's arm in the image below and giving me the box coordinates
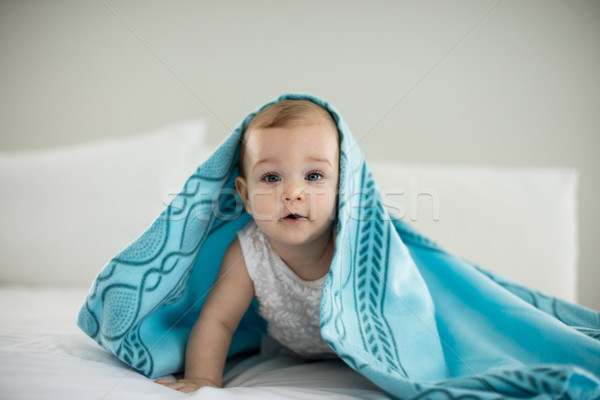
[156,238,254,392]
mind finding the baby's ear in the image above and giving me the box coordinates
[235,176,251,214]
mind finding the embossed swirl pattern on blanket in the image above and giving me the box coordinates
[78,132,246,376]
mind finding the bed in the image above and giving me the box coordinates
[0,120,580,399]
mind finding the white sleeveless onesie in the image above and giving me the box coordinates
[236,220,335,357]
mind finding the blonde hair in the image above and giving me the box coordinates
[238,100,338,176]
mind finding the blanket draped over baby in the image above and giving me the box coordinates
[78,94,600,399]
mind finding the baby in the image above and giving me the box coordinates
[157,99,340,392]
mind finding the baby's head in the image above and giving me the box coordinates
[235,100,340,247]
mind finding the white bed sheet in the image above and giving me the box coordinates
[0,286,391,400]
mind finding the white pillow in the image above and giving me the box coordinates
[369,162,578,303]
[0,121,209,286]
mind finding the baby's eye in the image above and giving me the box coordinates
[306,172,323,182]
[262,173,281,183]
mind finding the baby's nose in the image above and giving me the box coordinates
[283,184,305,202]
[285,193,304,202]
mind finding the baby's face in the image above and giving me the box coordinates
[235,120,339,248]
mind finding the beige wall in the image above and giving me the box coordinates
[1,1,599,309]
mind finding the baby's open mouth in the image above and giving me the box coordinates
[284,213,305,220]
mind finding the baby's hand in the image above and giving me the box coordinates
[155,377,220,393]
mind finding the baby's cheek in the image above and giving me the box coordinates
[329,197,338,219]
[248,192,280,221]
[318,192,338,220]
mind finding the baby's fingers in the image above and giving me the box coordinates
[155,379,182,390]
[155,379,201,393]
[178,384,202,393]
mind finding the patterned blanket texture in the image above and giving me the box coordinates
[78,94,600,399]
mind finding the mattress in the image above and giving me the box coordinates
[0,286,391,400]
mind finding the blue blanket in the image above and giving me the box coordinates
[78,94,600,399]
